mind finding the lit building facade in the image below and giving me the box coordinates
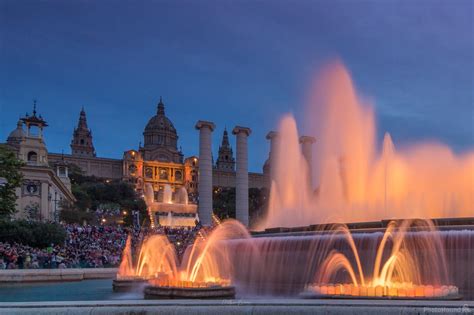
[45,98,266,203]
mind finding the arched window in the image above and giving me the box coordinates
[27,151,38,163]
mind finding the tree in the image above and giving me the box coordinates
[213,187,236,220]
[58,199,94,224]
[0,146,24,219]
[249,187,269,228]
[0,220,66,248]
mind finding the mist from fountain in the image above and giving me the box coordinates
[257,60,474,229]
[163,184,173,204]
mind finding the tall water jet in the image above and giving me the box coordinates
[257,116,316,229]
[258,60,474,229]
[176,187,189,205]
[162,184,173,204]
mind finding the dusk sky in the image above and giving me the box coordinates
[1,0,472,172]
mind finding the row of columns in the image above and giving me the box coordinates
[196,121,252,227]
[196,121,315,228]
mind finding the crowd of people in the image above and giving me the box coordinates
[0,223,203,270]
[153,225,203,258]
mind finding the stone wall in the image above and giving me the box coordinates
[49,153,123,179]
[213,170,266,189]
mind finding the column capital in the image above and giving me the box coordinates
[299,135,316,144]
[232,126,251,136]
[195,120,215,131]
[266,131,279,140]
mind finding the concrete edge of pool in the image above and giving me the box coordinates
[0,299,472,314]
[0,268,117,282]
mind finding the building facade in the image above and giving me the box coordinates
[4,103,75,221]
[44,98,266,202]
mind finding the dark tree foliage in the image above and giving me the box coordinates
[213,187,236,220]
[0,220,66,248]
[58,199,94,224]
[65,164,147,226]
[212,187,268,227]
[249,187,269,227]
[0,146,24,219]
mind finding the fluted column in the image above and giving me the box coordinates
[233,126,251,227]
[266,131,279,182]
[299,135,316,188]
[195,120,215,226]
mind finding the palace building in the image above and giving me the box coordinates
[46,98,267,202]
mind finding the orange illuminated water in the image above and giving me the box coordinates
[258,60,473,229]
[306,219,459,298]
[117,220,251,287]
[116,60,472,298]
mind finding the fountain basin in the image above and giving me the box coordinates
[144,285,236,299]
[302,283,462,300]
[112,278,147,292]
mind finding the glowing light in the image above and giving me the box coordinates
[117,220,250,287]
[305,219,456,299]
[257,60,474,229]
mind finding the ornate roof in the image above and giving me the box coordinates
[144,97,177,134]
[21,100,48,127]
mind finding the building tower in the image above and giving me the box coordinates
[71,107,96,157]
[215,128,235,172]
[15,100,49,166]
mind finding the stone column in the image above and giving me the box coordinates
[233,126,251,227]
[195,120,215,226]
[299,135,316,188]
[266,131,279,182]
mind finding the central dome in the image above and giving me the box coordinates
[144,102,177,134]
[142,98,183,163]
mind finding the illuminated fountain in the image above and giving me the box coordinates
[145,183,198,227]
[113,60,472,300]
[302,219,460,299]
[234,60,471,299]
[114,220,251,298]
[258,60,473,229]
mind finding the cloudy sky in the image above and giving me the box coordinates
[0,0,472,171]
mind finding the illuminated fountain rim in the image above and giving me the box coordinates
[144,279,236,299]
[112,276,148,292]
[301,283,462,300]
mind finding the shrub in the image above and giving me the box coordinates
[0,220,66,248]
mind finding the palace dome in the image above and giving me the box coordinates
[144,111,177,134]
[7,120,25,144]
[142,98,182,163]
[144,98,177,134]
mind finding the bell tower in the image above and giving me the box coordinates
[71,107,96,157]
[215,128,235,172]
